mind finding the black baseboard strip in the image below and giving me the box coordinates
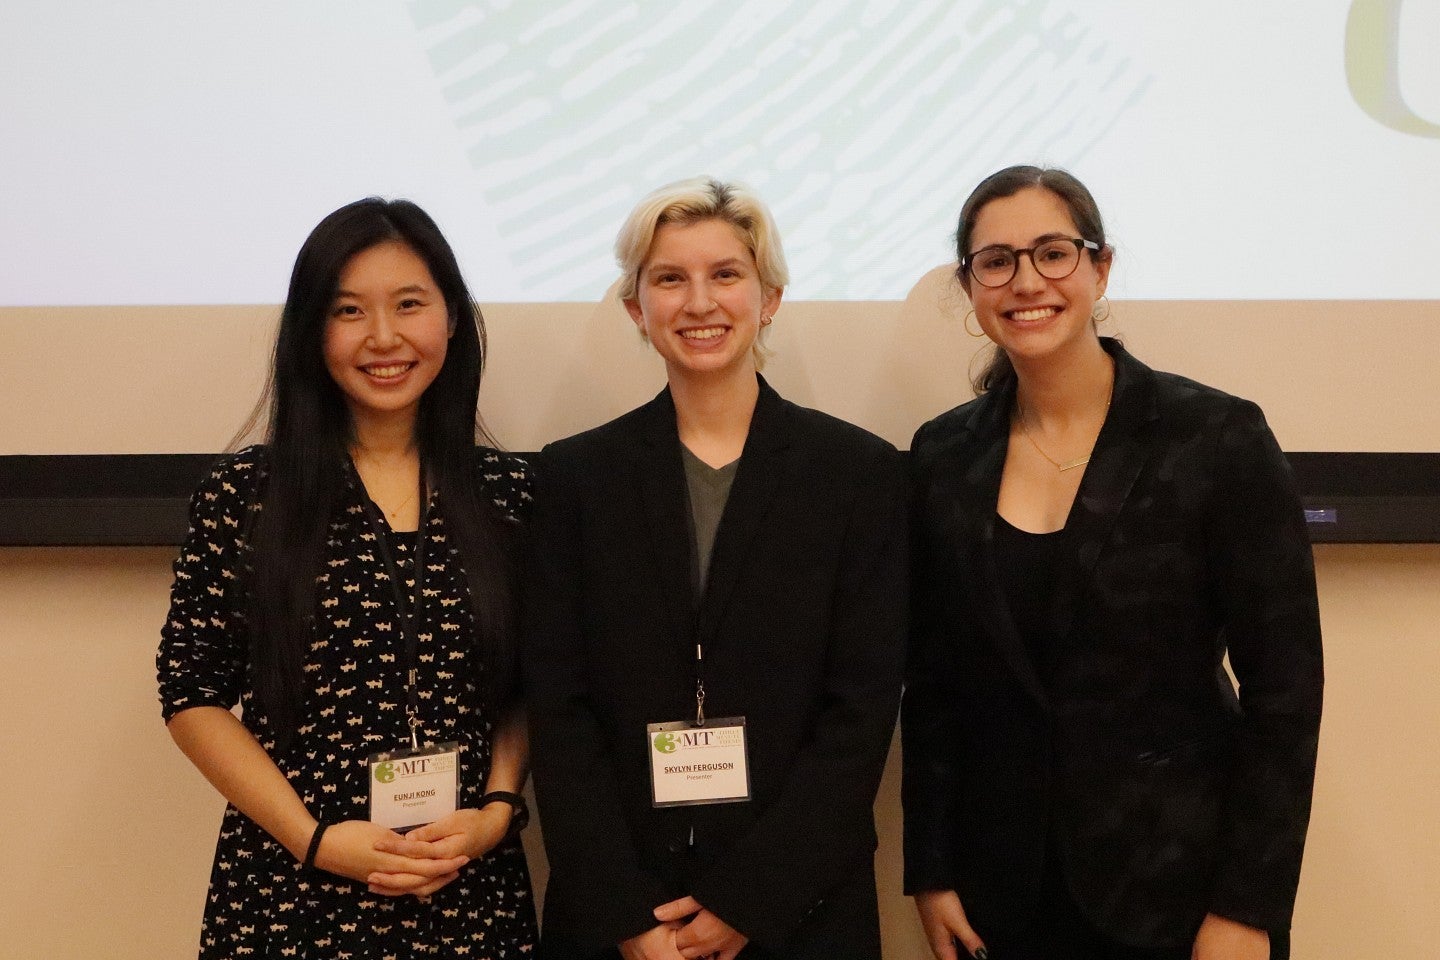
[1,454,222,546]
[2,452,1438,546]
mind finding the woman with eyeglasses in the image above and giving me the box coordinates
[902,166,1323,960]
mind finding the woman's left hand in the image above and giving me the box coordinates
[654,895,748,960]
[1192,913,1268,960]
[367,805,513,897]
[406,804,514,859]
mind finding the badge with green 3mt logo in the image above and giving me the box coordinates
[646,717,752,808]
[366,742,460,831]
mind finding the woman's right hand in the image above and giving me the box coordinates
[618,921,685,960]
[310,819,468,894]
[166,709,467,896]
[915,889,988,960]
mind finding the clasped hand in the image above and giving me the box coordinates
[312,805,514,898]
[620,896,749,960]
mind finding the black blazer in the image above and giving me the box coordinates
[902,339,1323,949]
[525,377,906,959]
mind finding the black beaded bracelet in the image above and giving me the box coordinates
[478,790,529,839]
[302,821,330,870]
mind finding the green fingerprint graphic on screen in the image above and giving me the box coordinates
[404,0,1151,300]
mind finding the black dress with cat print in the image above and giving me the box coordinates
[158,445,536,959]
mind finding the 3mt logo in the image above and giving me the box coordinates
[373,756,437,781]
[653,729,720,753]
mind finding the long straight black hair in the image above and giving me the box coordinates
[242,198,518,745]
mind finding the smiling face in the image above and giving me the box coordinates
[322,240,452,433]
[624,217,782,387]
[964,186,1110,368]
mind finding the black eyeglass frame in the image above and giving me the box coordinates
[961,237,1101,288]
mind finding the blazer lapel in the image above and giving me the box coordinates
[1051,340,1160,642]
[693,377,790,650]
[633,388,701,646]
[943,381,1052,711]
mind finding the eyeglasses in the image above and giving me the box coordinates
[962,237,1100,288]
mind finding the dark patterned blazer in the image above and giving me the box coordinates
[902,338,1324,949]
[525,377,906,959]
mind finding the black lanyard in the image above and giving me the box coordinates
[350,457,430,750]
[693,641,707,726]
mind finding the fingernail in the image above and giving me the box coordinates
[973,949,988,960]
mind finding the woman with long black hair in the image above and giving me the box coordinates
[158,198,536,958]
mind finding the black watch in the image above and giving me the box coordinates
[478,790,529,838]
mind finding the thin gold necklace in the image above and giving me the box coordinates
[1018,407,1091,471]
[352,449,419,520]
[1017,391,1112,473]
[380,488,418,521]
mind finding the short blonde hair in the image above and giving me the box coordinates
[614,176,790,300]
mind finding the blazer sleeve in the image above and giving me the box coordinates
[900,421,965,893]
[522,444,670,951]
[686,443,908,951]
[1205,398,1324,931]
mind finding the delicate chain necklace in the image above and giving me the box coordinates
[1017,386,1113,473]
[380,488,418,521]
[1018,406,1091,471]
[352,449,420,520]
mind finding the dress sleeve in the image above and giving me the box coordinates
[1205,399,1324,931]
[686,443,908,950]
[156,450,263,722]
[476,447,533,524]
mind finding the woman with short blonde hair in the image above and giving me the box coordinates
[527,176,905,960]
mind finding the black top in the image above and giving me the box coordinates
[992,512,1069,680]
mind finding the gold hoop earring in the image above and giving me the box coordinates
[963,308,986,339]
[760,314,773,327]
[1091,294,1111,324]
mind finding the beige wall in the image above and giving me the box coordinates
[3,277,1439,454]
[3,288,1438,957]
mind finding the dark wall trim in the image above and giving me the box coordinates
[1285,453,1440,543]
[1,454,222,546]
[2,452,1438,546]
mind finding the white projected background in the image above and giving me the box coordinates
[2,0,1438,305]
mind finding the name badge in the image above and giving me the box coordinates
[367,742,459,831]
[647,717,752,808]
